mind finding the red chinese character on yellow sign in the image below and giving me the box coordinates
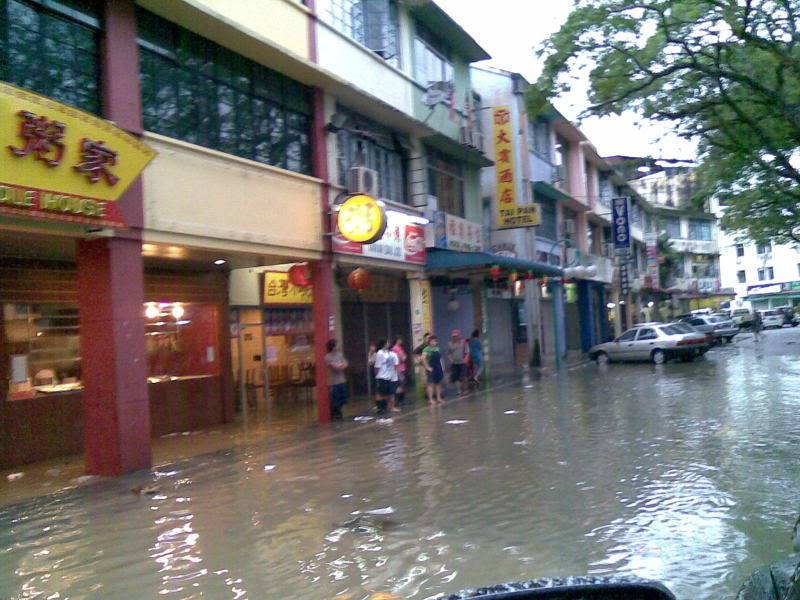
[74,138,120,185]
[8,110,66,167]
[497,148,511,164]
[500,188,515,204]
[499,169,513,183]
[493,108,511,125]
[496,130,511,145]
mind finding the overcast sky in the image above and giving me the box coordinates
[436,0,696,160]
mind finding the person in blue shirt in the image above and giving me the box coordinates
[468,329,483,386]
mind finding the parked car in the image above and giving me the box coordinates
[679,315,739,343]
[760,309,786,329]
[728,308,753,328]
[590,324,709,365]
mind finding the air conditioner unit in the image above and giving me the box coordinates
[347,166,379,197]
[562,218,576,235]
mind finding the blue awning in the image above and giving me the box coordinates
[426,248,562,276]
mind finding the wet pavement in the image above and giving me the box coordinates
[2,328,800,600]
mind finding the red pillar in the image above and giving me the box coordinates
[75,0,151,475]
[77,238,151,475]
[310,82,336,423]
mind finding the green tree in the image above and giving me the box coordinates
[657,233,681,287]
[529,0,800,244]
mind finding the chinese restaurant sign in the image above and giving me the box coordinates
[493,106,539,229]
[1,82,156,227]
[333,209,426,265]
[645,232,660,289]
[264,271,313,305]
[427,211,484,253]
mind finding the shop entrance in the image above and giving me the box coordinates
[230,306,316,430]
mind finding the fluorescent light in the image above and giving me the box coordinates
[214,259,226,265]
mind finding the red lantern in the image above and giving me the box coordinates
[347,267,371,291]
[489,264,502,282]
[288,263,312,287]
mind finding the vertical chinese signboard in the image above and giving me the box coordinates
[493,106,539,229]
[644,232,660,289]
[612,196,632,295]
[0,82,156,228]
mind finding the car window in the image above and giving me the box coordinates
[690,318,706,326]
[637,328,658,340]
[618,329,637,342]
[709,316,726,323]
[660,325,682,335]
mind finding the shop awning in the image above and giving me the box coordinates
[426,248,562,276]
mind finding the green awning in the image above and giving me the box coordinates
[533,181,571,203]
[426,248,562,276]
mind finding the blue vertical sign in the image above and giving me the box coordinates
[612,196,631,255]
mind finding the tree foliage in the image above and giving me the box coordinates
[529,0,800,244]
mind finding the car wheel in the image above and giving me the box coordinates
[651,349,666,365]
[596,351,610,365]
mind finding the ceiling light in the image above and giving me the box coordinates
[214,259,226,265]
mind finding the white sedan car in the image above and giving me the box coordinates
[590,324,709,365]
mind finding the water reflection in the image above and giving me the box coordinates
[2,346,800,599]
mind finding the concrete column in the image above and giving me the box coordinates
[311,259,335,423]
[77,238,150,475]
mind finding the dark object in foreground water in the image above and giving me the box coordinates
[444,576,675,599]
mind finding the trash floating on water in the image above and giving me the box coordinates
[70,475,94,485]
[353,416,374,422]
[445,419,469,425]
[366,507,395,515]
[376,418,394,424]
[504,410,519,415]
[131,484,160,495]
[263,464,276,472]
[6,472,24,482]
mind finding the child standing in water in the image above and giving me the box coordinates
[422,335,445,405]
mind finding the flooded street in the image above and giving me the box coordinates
[3,330,800,600]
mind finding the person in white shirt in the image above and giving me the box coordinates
[373,339,399,414]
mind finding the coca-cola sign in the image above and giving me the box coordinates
[332,208,427,265]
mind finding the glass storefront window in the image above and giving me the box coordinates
[4,303,81,399]
[145,302,220,381]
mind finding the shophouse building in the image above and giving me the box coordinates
[0,0,525,474]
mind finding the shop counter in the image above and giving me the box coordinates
[1,375,226,468]
[0,390,84,469]
[148,374,224,437]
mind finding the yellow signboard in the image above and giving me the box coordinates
[264,271,314,305]
[337,194,387,243]
[492,106,540,229]
[0,82,156,226]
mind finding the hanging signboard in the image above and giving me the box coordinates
[493,106,540,229]
[263,271,313,305]
[644,232,660,289]
[333,208,426,264]
[426,210,484,252]
[612,196,632,255]
[0,82,156,228]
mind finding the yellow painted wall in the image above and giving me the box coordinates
[142,133,323,254]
